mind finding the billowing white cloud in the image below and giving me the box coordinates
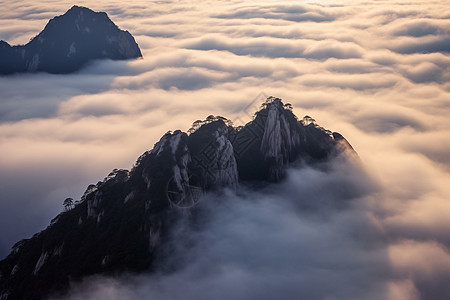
[182,35,364,59]
[0,0,450,299]
[213,4,339,23]
[391,19,448,37]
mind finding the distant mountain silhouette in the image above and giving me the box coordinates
[0,6,142,75]
[0,97,355,300]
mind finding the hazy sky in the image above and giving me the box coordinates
[0,0,449,299]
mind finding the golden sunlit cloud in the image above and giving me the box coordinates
[0,0,449,298]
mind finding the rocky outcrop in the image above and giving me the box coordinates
[0,97,354,300]
[0,6,142,75]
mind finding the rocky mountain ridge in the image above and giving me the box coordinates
[0,97,354,300]
[0,6,142,75]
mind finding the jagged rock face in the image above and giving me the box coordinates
[0,97,354,300]
[141,130,193,210]
[188,121,239,189]
[0,6,142,75]
[234,98,343,181]
[259,99,302,180]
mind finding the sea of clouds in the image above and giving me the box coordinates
[0,0,449,299]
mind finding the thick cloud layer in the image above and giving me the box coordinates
[49,157,450,300]
[52,158,394,300]
[1,0,450,299]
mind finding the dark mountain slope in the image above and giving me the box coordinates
[0,6,142,75]
[0,97,354,300]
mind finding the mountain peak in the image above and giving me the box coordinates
[0,97,355,299]
[265,96,283,106]
[63,5,107,20]
[0,6,142,75]
[68,5,91,12]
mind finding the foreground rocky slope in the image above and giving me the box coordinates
[0,97,354,300]
[0,6,142,75]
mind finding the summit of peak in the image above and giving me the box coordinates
[0,97,356,300]
[67,5,94,14]
[60,5,108,22]
[265,96,283,105]
[0,6,142,75]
